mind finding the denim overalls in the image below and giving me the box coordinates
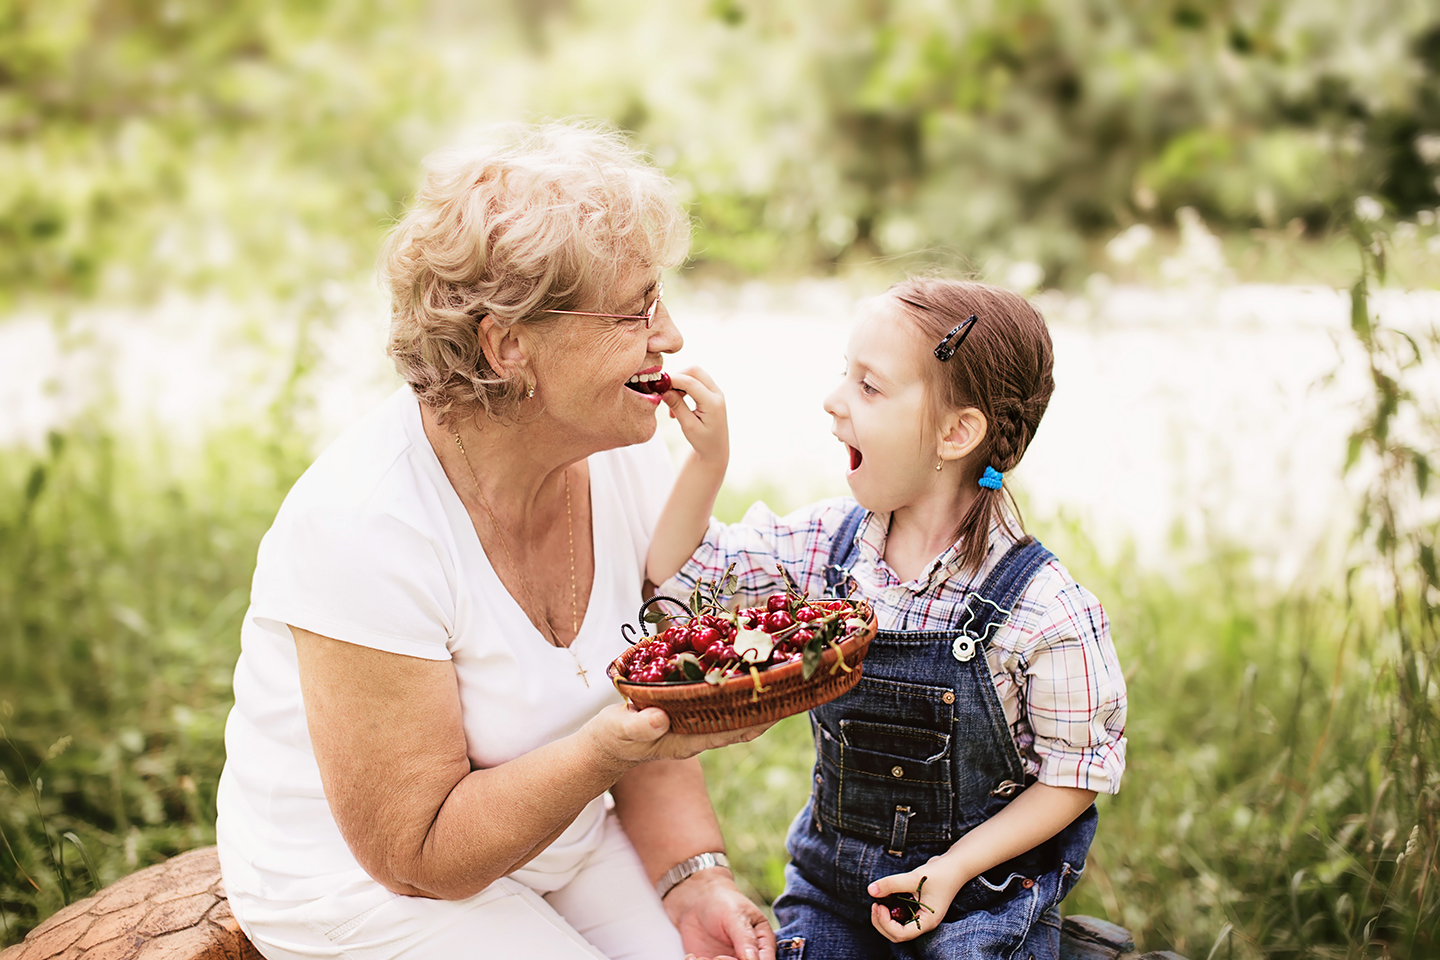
[773,508,1097,960]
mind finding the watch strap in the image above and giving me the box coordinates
[655,851,730,899]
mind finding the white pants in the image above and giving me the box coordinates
[230,813,685,960]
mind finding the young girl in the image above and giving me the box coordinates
[647,279,1127,959]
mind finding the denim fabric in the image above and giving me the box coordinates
[774,515,1096,959]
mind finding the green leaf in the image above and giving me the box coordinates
[23,465,46,504]
[1350,279,1370,340]
[802,636,824,680]
[676,653,705,681]
[642,608,668,625]
[1414,452,1429,496]
[1419,545,1437,588]
[1344,433,1364,473]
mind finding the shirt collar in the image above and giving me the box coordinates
[852,508,1023,592]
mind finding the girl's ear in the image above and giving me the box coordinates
[477,314,531,381]
[937,407,987,464]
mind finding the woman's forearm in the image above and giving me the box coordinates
[406,728,636,899]
[612,757,726,883]
[294,626,636,901]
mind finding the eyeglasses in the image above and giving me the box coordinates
[546,281,664,329]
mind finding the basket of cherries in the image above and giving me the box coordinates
[607,568,877,734]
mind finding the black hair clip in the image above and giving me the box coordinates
[933,314,979,362]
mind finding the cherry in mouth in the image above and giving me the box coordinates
[625,372,671,395]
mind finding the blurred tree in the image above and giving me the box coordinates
[0,0,455,305]
[2,0,1438,299]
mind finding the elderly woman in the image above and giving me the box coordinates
[216,123,776,960]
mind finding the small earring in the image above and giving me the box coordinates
[935,461,943,471]
[526,382,535,399]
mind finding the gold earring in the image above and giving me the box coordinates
[935,461,943,471]
[526,381,535,399]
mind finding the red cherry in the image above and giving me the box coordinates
[763,610,794,633]
[827,600,851,613]
[795,606,821,623]
[889,906,907,923]
[766,594,790,613]
[792,628,815,644]
[692,626,721,653]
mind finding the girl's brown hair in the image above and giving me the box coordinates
[890,278,1056,575]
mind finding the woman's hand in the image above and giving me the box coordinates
[866,860,967,943]
[666,868,777,960]
[583,703,773,769]
[664,367,728,469]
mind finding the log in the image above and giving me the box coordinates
[0,847,258,960]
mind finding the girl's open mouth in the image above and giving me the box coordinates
[625,371,671,395]
[848,445,863,472]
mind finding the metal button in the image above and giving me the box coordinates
[1022,878,1034,889]
[815,774,823,785]
[942,691,956,704]
[891,765,904,778]
[990,779,1022,798]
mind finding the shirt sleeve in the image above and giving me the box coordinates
[660,499,845,608]
[249,505,456,661]
[1009,578,1128,794]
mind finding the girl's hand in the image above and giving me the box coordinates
[583,703,771,770]
[664,368,728,469]
[867,861,967,943]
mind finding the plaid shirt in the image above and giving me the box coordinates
[663,498,1127,795]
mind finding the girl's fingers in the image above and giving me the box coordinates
[866,870,919,898]
[665,369,724,410]
[681,365,722,394]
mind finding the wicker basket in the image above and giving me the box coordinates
[607,604,877,734]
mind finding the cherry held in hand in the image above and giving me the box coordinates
[877,876,934,929]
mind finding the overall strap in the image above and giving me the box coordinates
[959,537,1055,648]
[822,504,867,597]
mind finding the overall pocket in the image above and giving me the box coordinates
[817,718,954,846]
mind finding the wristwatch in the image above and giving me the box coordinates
[656,851,731,899]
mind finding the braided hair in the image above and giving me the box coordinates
[890,278,1056,575]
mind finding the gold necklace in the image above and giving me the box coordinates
[451,431,587,685]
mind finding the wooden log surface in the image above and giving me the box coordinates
[0,847,259,960]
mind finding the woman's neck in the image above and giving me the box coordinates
[882,485,979,584]
[419,402,580,533]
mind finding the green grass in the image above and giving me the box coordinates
[0,423,309,941]
[1,427,1434,958]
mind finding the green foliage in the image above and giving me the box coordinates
[0,0,448,304]
[4,0,1440,301]
[0,423,307,942]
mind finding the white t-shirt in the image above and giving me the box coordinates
[216,387,672,903]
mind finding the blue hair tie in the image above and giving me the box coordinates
[978,466,1004,490]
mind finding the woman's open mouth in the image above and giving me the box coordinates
[848,445,863,472]
[625,371,671,395]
